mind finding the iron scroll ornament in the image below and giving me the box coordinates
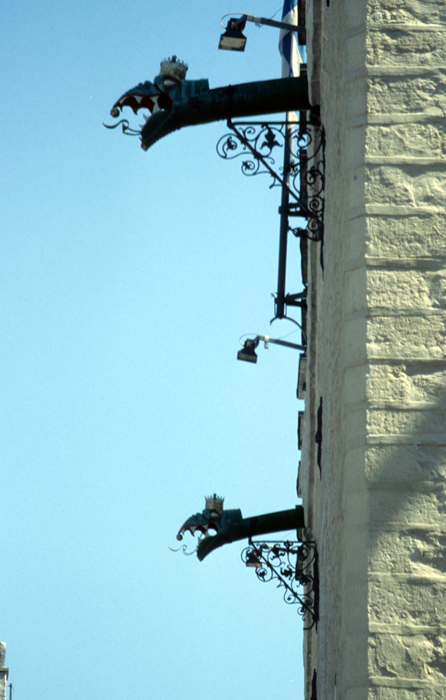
[216,119,325,245]
[241,539,319,629]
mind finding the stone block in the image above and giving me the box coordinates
[368,0,446,26]
[365,165,446,208]
[365,269,446,312]
[369,632,446,682]
[369,528,446,576]
[368,488,446,527]
[366,406,446,439]
[369,578,446,627]
[367,29,446,68]
[364,444,446,486]
[368,74,446,116]
[366,123,446,160]
[369,687,446,700]
[367,315,446,360]
[367,363,446,404]
[365,214,446,259]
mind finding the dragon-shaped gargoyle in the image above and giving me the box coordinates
[176,494,305,561]
[107,55,311,151]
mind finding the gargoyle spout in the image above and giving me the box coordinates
[108,64,311,152]
[140,76,310,151]
[176,496,305,561]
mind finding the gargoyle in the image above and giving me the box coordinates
[107,55,311,151]
[176,494,305,561]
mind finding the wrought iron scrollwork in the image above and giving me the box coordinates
[216,119,325,245]
[103,119,141,136]
[241,539,319,629]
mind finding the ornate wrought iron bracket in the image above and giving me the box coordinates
[241,539,319,629]
[103,119,141,136]
[216,118,325,245]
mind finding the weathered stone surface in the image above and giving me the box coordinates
[368,74,446,115]
[366,123,446,160]
[367,30,446,67]
[369,489,446,526]
[345,266,446,315]
[369,687,446,700]
[0,644,7,700]
[346,689,369,700]
[344,365,368,405]
[346,32,368,72]
[343,632,369,686]
[365,166,446,208]
[344,317,369,365]
[365,270,446,311]
[369,529,446,575]
[366,406,446,438]
[369,633,446,680]
[367,364,446,404]
[344,166,366,212]
[344,267,367,316]
[364,444,446,485]
[367,315,446,359]
[345,77,368,119]
[342,214,368,262]
[365,214,446,259]
[368,0,446,26]
[369,579,446,626]
[302,0,446,697]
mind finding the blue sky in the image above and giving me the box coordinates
[1,2,306,699]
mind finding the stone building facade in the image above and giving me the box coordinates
[299,1,446,698]
[0,644,8,700]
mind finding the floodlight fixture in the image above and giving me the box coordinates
[219,13,305,52]
[219,16,247,51]
[237,334,305,363]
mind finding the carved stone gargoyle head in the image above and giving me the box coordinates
[109,56,209,150]
[176,494,243,561]
[106,57,310,151]
[176,495,305,561]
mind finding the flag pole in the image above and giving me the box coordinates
[276,0,300,320]
[276,115,292,319]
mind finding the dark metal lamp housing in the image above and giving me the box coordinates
[237,334,305,364]
[237,337,259,363]
[219,17,247,51]
[245,551,262,567]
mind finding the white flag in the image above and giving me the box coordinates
[278,0,302,78]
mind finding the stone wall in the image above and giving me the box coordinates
[300,1,446,698]
[0,644,8,700]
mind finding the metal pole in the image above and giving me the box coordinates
[276,115,293,318]
[256,334,305,351]
[243,14,306,33]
